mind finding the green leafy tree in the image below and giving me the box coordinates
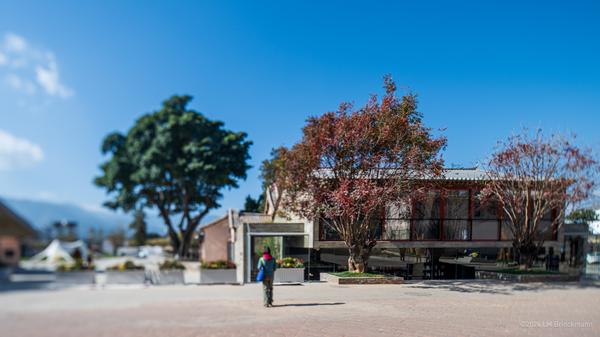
[241,148,285,214]
[567,208,598,224]
[243,194,265,213]
[129,209,147,246]
[260,147,287,191]
[95,95,252,257]
[252,147,287,215]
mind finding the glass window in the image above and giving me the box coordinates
[320,218,341,241]
[472,220,499,240]
[383,202,410,240]
[445,190,469,219]
[320,217,381,241]
[413,191,441,240]
[500,221,514,240]
[412,219,440,240]
[444,219,469,240]
[473,194,498,219]
[385,202,411,219]
[536,220,555,240]
[414,190,441,219]
[383,219,410,240]
[472,192,499,240]
[371,217,383,240]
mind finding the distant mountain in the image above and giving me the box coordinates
[0,197,166,238]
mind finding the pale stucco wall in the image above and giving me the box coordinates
[200,217,231,262]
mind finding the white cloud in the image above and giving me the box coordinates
[0,129,44,170]
[4,33,27,52]
[35,54,73,98]
[5,73,36,95]
[0,32,73,99]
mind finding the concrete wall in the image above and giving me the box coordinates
[200,217,231,262]
[0,235,20,266]
[234,216,245,284]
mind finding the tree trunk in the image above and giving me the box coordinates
[347,243,374,273]
[167,228,181,256]
[178,232,190,259]
[515,241,537,269]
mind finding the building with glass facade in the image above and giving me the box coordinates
[204,168,568,283]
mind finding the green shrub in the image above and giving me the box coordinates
[201,260,236,269]
[56,261,93,272]
[107,260,144,271]
[276,257,304,268]
[159,260,185,270]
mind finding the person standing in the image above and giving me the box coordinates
[257,247,277,307]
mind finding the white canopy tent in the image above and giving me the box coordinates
[30,239,89,266]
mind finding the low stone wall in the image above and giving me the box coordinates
[475,270,580,283]
[274,268,305,283]
[104,270,147,284]
[157,270,185,285]
[321,273,403,285]
[199,269,237,284]
[56,272,96,285]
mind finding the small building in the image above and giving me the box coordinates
[199,211,236,263]
[0,200,37,266]
[203,168,567,283]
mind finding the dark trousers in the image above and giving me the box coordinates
[262,275,273,305]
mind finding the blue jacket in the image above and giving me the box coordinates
[257,256,277,276]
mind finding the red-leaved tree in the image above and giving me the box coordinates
[277,76,446,272]
[483,129,599,268]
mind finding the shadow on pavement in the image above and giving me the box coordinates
[403,279,600,295]
[0,281,59,292]
[272,302,345,307]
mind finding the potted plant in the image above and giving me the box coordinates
[274,257,305,283]
[199,260,237,284]
[158,259,185,285]
[105,260,146,284]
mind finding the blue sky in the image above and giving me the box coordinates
[0,1,599,222]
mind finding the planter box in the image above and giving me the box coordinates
[274,268,305,283]
[56,272,96,285]
[105,270,147,284]
[199,269,237,284]
[475,270,580,283]
[158,270,185,285]
[321,273,403,285]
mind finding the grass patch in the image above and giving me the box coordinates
[496,269,563,275]
[331,272,385,278]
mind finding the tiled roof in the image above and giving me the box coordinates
[0,199,37,237]
[314,167,490,181]
[439,168,488,181]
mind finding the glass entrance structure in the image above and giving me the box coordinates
[242,221,310,283]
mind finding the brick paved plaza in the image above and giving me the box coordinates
[1,280,599,337]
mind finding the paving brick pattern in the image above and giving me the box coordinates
[0,280,599,337]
